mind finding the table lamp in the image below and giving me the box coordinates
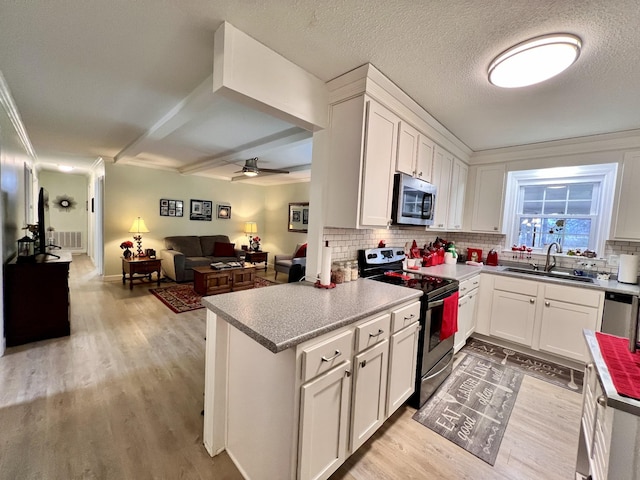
[244,221,257,245]
[129,216,149,257]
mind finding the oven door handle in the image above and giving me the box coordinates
[428,299,445,309]
[424,353,454,381]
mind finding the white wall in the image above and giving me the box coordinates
[39,170,88,251]
[264,182,309,258]
[103,163,269,277]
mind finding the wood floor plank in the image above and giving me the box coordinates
[0,255,582,479]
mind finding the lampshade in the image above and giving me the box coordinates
[244,222,257,235]
[129,217,150,234]
[488,33,581,88]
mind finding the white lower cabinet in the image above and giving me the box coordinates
[486,275,604,363]
[299,361,352,480]
[454,275,480,352]
[538,299,601,363]
[489,276,539,347]
[387,321,420,416]
[350,340,389,452]
[576,354,640,479]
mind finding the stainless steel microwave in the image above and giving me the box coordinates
[391,173,437,226]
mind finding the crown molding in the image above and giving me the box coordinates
[470,129,640,165]
[0,72,37,160]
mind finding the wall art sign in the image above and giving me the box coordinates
[217,204,231,219]
[190,199,212,221]
[160,199,184,217]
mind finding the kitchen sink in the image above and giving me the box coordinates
[502,266,595,283]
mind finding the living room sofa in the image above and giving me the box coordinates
[160,235,242,282]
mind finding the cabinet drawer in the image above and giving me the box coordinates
[302,330,353,382]
[391,302,421,333]
[355,314,390,352]
[459,275,480,297]
[544,284,602,308]
[494,276,538,296]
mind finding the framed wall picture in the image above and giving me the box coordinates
[190,199,212,221]
[217,204,231,219]
[160,199,184,217]
[288,202,309,232]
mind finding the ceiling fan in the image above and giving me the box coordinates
[235,157,290,177]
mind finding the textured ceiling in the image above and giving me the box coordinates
[1,1,639,183]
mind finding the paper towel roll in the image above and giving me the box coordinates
[618,254,639,284]
[320,243,332,286]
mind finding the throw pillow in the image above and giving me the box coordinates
[294,243,307,258]
[213,242,235,257]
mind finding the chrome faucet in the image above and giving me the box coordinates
[544,242,562,272]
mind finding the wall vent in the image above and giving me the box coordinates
[50,231,82,249]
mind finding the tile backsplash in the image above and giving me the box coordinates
[323,227,640,275]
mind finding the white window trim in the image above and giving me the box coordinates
[503,163,618,255]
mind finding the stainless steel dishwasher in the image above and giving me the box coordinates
[602,291,639,351]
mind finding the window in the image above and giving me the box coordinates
[504,164,618,254]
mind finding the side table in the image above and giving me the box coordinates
[122,257,162,290]
[244,251,268,272]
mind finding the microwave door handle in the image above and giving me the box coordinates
[421,194,430,219]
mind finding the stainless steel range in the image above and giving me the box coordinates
[358,247,459,408]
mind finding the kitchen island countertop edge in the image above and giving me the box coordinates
[202,279,422,353]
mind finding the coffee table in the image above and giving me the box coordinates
[192,265,256,296]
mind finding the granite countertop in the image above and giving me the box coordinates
[202,279,422,353]
[406,263,640,295]
[584,330,640,416]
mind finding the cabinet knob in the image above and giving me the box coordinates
[360,359,367,368]
[530,298,535,304]
[597,395,607,407]
[404,314,415,322]
[545,301,550,307]
[493,227,498,231]
[345,370,351,378]
[418,171,423,177]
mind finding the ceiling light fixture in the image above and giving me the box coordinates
[58,165,74,172]
[488,33,582,88]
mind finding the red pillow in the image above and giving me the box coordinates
[294,243,307,258]
[213,242,235,257]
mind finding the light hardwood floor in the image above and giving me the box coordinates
[0,255,582,479]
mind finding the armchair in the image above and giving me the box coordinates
[274,243,307,280]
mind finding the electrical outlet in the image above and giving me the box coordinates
[608,254,620,267]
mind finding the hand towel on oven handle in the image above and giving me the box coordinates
[439,291,459,341]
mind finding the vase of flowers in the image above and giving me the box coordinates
[120,240,134,259]
[251,236,261,252]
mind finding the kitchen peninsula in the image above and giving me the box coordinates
[202,279,422,480]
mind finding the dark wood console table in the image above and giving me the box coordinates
[244,251,269,272]
[4,252,72,346]
[122,257,162,290]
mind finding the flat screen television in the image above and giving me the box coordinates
[37,187,59,258]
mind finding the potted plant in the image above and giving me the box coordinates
[120,240,134,259]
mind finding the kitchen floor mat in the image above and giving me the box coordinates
[413,354,523,465]
[462,337,583,393]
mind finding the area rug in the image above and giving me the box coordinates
[149,277,278,313]
[462,337,583,393]
[413,354,523,465]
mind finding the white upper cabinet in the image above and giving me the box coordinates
[324,95,399,229]
[447,157,468,230]
[360,100,400,227]
[470,164,506,233]
[396,122,435,182]
[613,152,640,240]
[430,145,453,229]
[396,122,420,176]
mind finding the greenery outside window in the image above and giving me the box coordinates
[504,164,618,254]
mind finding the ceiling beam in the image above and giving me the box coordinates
[179,128,312,175]
[113,75,218,163]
